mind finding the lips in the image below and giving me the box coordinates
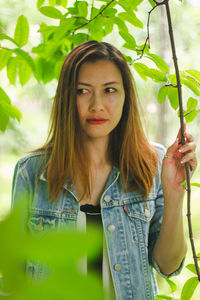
[87,118,108,125]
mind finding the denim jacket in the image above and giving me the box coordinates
[11,143,183,300]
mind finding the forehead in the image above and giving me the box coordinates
[77,60,123,84]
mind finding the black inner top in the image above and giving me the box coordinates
[80,204,102,276]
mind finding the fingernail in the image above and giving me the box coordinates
[181,159,185,164]
[178,148,182,152]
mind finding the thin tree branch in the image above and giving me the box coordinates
[73,0,116,32]
[133,1,167,62]
[153,0,200,281]
[165,83,178,88]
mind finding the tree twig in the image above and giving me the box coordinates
[133,1,165,62]
[184,109,196,118]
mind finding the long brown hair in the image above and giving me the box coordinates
[39,40,158,201]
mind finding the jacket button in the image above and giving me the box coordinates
[104,195,111,202]
[114,264,121,271]
[107,224,115,232]
[144,208,150,218]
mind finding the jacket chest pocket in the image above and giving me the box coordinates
[125,200,155,245]
[28,209,77,234]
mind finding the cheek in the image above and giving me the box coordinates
[108,96,124,115]
[76,99,87,119]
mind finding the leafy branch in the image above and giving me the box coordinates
[152,0,200,282]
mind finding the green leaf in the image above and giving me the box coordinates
[37,23,57,41]
[182,79,200,96]
[49,0,56,7]
[104,18,114,36]
[88,17,105,41]
[168,74,177,85]
[0,33,18,45]
[180,180,186,187]
[54,18,76,41]
[14,15,29,47]
[183,74,200,88]
[114,16,129,33]
[145,68,166,83]
[1,101,22,122]
[39,6,63,19]
[185,111,198,123]
[77,1,88,18]
[18,59,32,86]
[158,86,168,104]
[148,0,156,7]
[13,48,40,81]
[134,62,148,80]
[164,278,177,293]
[13,48,35,72]
[145,53,169,73]
[102,8,117,17]
[167,86,179,110]
[0,108,9,132]
[185,97,198,122]
[61,0,68,8]
[68,33,88,47]
[134,63,166,82]
[181,277,199,300]
[123,55,132,64]
[186,264,199,275]
[7,56,18,85]
[185,70,200,83]
[119,31,136,50]
[187,97,198,110]
[0,48,12,71]
[130,0,144,11]
[191,182,200,188]
[0,87,22,132]
[118,11,143,28]
[118,0,143,12]
[37,0,45,8]
[0,87,11,104]
[155,295,174,300]
[38,58,56,83]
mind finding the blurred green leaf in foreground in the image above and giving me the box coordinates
[0,199,103,300]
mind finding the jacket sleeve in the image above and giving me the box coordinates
[11,160,30,229]
[148,147,185,277]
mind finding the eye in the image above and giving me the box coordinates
[105,87,117,93]
[77,88,88,95]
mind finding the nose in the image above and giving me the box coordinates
[89,91,104,112]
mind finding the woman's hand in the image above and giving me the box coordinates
[161,125,197,201]
[154,125,197,275]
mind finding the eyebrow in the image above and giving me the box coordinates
[77,81,120,86]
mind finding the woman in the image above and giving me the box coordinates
[12,40,197,300]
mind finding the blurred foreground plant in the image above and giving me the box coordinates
[0,199,103,300]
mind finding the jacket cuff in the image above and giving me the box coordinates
[151,254,185,278]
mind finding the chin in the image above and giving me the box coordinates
[85,130,110,139]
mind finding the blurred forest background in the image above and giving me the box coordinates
[0,0,200,298]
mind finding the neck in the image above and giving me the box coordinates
[83,136,110,168]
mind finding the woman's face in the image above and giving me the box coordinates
[76,60,125,141]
